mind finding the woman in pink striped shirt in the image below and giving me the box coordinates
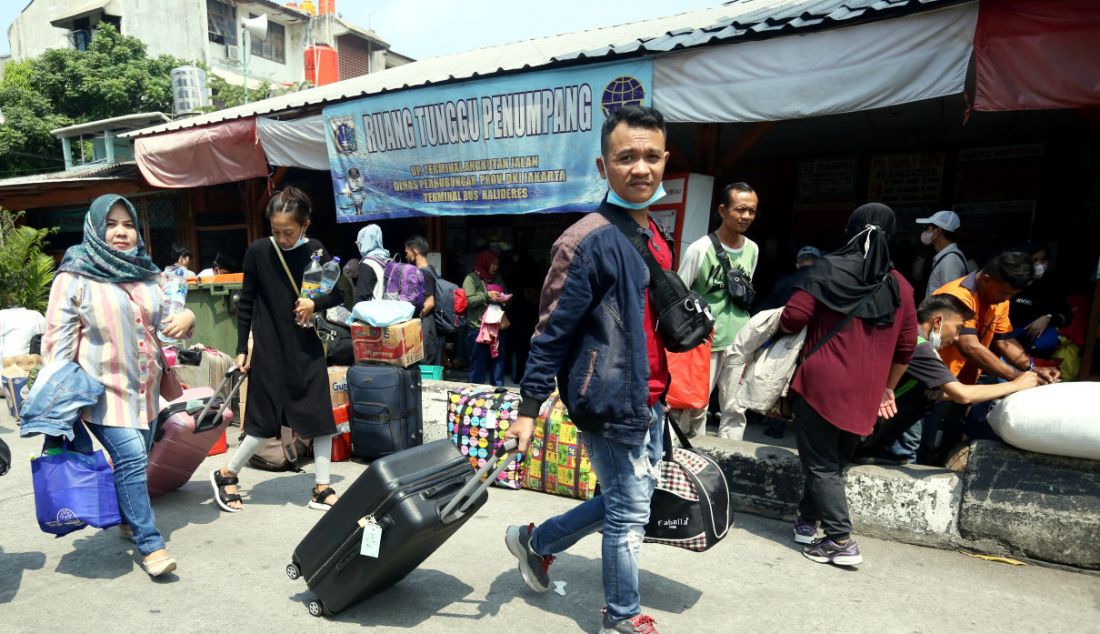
[43,194,195,577]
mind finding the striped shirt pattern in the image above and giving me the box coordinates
[42,271,165,429]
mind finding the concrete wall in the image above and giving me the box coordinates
[418,380,1098,569]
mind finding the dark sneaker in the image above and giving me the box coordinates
[793,519,818,545]
[505,523,554,593]
[802,537,864,566]
[600,608,660,634]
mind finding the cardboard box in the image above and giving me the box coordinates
[3,376,29,421]
[350,319,423,367]
[328,366,349,406]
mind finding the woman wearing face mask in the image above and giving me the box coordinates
[42,194,196,577]
[211,187,343,513]
[1008,242,1072,359]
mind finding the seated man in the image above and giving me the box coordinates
[857,294,1040,464]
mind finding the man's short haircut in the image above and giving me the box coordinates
[404,235,430,256]
[981,251,1035,290]
[600,105,666,157]
[721,182,756,206]
[918,293,976,323]
[171,243,192,260]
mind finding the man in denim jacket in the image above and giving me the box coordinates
[504,105,671,634]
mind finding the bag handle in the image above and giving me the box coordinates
[193,366,246,433]
[661,414,693,462]
[270,237,301,296]
[440,438,519,522]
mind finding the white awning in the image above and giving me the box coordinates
[653,2,979,123]
[256,115,329,171]
[50,0,114,29]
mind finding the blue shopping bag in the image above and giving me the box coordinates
[31,443,121,537]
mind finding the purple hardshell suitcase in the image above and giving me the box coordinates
[147,368,243,498]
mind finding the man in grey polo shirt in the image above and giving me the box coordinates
[917,210,968,298]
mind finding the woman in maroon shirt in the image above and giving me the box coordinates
[780,203,917,567]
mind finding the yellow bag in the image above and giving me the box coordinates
[1053,336,1081,382]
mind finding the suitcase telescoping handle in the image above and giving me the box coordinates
[194,366,246,433]
[439,438,519,523]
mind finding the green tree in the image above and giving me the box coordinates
[0,209,56,311]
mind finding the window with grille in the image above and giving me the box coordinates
[249,14,286,64]
[207,0,237,45]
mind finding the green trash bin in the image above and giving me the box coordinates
[183,278,242,355]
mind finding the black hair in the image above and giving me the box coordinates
[600,105,666,157]
[266,186,312,224]
[212,252,236,272]
[171,243,192,261]
[721,182,756,206]
[404,235,430,257]
[981,251,1035,290]
[918,293,975,323]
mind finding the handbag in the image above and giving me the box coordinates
[32,431,121,536]
[708,233,755,311]
[600,207,714,353]
[645,416,733,552]
[665,338,713,410]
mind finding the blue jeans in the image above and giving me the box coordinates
[467,327,506,386]
[530,404,663,623]
[71,421,166,556]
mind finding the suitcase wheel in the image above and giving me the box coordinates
[307,599,324,618]
[285,563,301,581]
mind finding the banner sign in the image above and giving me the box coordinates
[323,60,653,222]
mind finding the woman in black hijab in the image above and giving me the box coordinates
[780,203,918,568]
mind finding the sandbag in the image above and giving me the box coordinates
[988,382,1100,461]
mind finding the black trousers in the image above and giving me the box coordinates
[793,395,861,540]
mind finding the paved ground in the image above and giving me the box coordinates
[2,407,1099,633]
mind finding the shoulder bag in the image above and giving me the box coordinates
[708,233,755,310]
[270,237,328,353]
[600,209,714,353]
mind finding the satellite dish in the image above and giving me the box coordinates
[242,14,268,41]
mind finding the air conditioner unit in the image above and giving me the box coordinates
[225,44,241,63]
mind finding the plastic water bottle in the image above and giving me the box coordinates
[301,255,323,300]
[320,256,341,296]
[158,268,188,344]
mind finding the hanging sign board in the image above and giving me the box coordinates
[323,60,653,222]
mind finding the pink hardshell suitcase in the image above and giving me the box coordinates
[147,368,243,498]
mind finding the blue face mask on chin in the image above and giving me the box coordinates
[606,183,667,211]
[280,228,308,251]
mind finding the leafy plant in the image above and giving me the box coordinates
[0,209,57,312]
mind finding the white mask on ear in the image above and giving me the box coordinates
[1033,262,1047,278]
[928,319,943,352]
[920,229,934,246]
[280,227,307,251]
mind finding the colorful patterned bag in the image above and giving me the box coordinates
[447,386,524,489]
[522,393,598,500]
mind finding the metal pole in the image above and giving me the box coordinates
[242,28,250,105]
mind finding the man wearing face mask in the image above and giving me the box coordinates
[917,210,968,298]
[857,294,1041,464]
[502,105,673,634]
[1008,242,1072,359]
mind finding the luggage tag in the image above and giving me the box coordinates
[358,515,383,558]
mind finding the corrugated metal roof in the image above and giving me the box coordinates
[0,162,139,190]
[123,0,964,139]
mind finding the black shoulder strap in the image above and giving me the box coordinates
[708,232,735,278]
[799,285,879,366]
[599,206,664,289]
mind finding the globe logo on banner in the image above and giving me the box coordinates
[601,76,646,116]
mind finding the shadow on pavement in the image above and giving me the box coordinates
[0,546,47,604]
[237,470,349,509]
[54,529,135,580]
[291,567,475,626]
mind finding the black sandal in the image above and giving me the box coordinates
[309,486,338,511]
[211,469,243,513]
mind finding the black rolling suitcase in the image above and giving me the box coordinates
[346,362,423,459]
[287,438,517,617]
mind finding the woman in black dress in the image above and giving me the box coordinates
[211,187,343,512]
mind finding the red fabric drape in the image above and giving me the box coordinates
[972,0,1100,112]
[135,119,268,188]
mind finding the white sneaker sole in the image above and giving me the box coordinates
[803,551,864,566]
[793,532,816,545]
[505,527,550,593]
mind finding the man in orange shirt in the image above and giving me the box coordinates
[936,251,1060,386]
[925,251,1059,462]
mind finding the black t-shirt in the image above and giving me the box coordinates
[897,340,957,401]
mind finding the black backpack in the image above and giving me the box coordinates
[600,206,714,353]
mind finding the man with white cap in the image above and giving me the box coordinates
[917,210,968,298]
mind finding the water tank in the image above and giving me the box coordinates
[318,0,336,15]
[305,44,339,86]
[299,0,316,15]
[170,66,211,115]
